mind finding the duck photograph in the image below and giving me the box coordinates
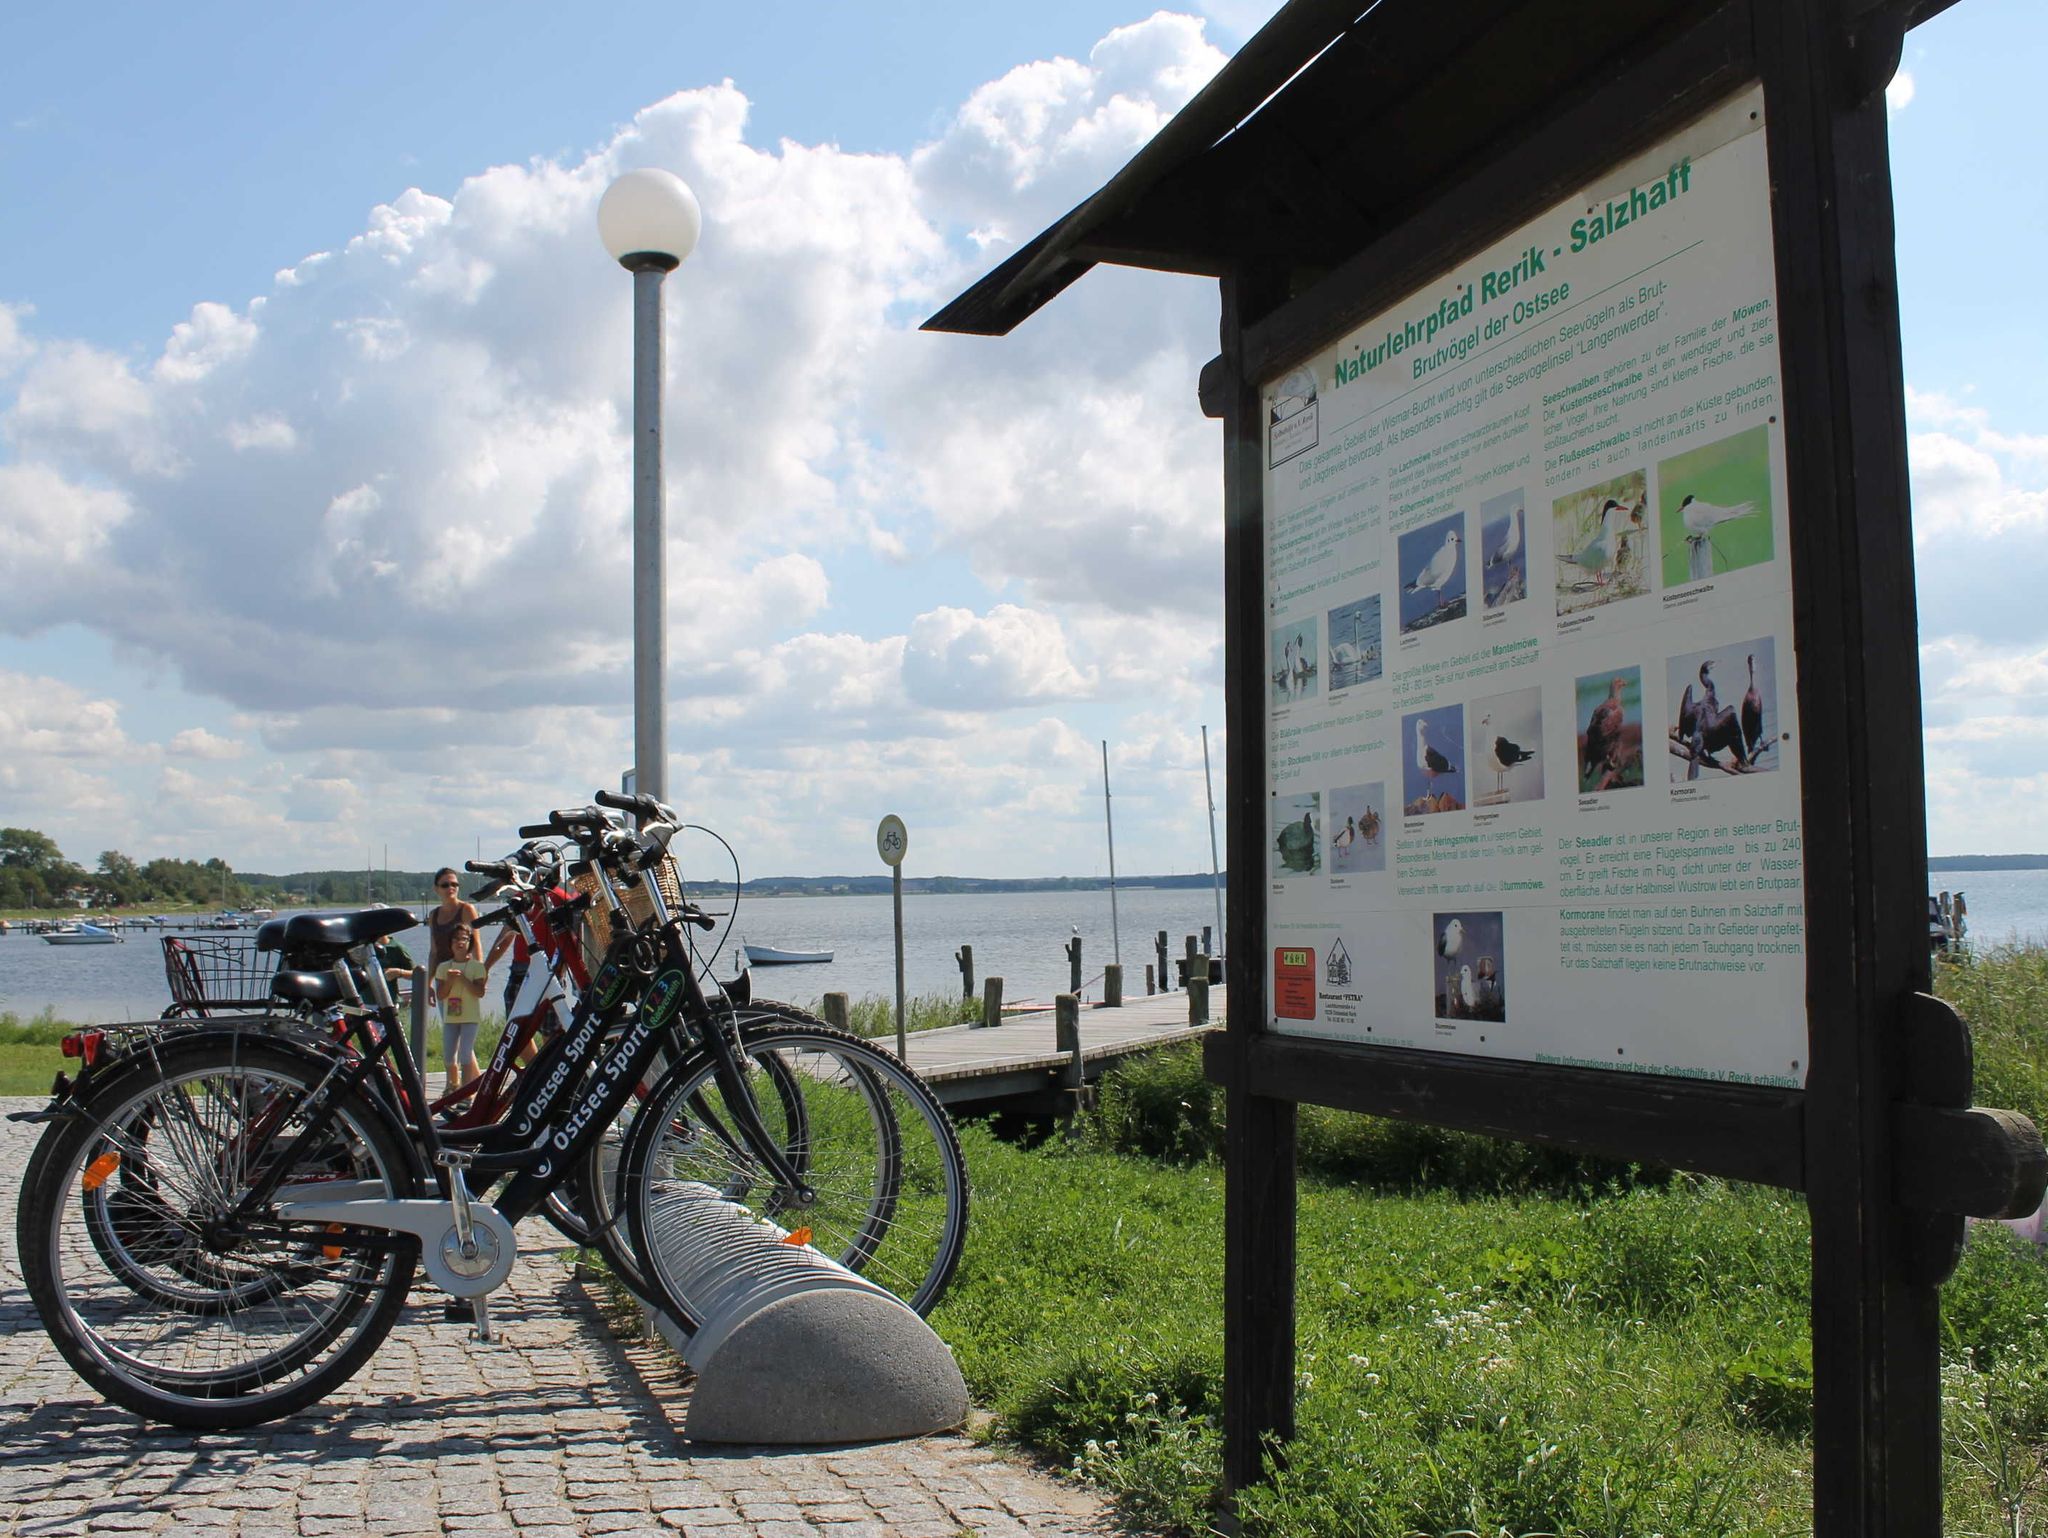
[1576,665,1646,793]
[1397,510,1468,634]
[1553,469,1651,617]
[1479,487,1528,612]
[1468,685,1545,807]
[1666,637,1782,781]
[1656,424,1776,587]
[1272,790,1323,879]
[1326,781,1386,874]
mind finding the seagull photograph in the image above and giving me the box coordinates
[1480,488,1527,611]
[1469,685,1545,805]
[1575,666,1644,792]
[1666,637,1783,782]
[1656,425,1776,587]
[1326,593,1384,693]
[1402,703,1466,815]
[1553,471,1650,617]
[1398,511,1468,634]
[1433,909,1506,1022]
[1327,781,1387,874]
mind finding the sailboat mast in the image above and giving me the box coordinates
[1202,724,1224,954]
[1102,740,1121,966]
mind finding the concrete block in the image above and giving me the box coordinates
[682,1288,967,1446]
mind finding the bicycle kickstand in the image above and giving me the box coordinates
[435,1149,495,1344]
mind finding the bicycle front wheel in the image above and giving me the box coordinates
[621,1017,967,1333]
[18,1036,419,1429]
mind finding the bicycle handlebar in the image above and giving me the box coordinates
[466,859,512,878]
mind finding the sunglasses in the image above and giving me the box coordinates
[437,880,459,889]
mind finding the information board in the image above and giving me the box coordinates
[1262,88,1808,1085]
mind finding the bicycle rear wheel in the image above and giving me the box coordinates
[621,1017,968,1333]
[18,1037,419,1429]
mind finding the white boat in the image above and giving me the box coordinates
[42,922,124,946]
[742,941,834,966]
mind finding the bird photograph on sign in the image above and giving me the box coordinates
[1397,511,1468,634]
[1667,638,1782,782]
[1553,470,1651,615]
[1326,781,1386,875]
[1271,791,1322,879]
[1479,488,1528,612]
[1326,593,1383,693]
[1402,702,1466,816]
[1469,686,1545,807]
[1433,910,1505,1023]
[1656,424,1776,587]
[1270,618,1320,705]
[1576,666,1646,793]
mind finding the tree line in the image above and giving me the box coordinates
[0,828,445,911]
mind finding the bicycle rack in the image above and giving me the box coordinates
[639,1182,967,1445]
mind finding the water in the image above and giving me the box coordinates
[11,871,2045,1024]
[0,887,1232,1023]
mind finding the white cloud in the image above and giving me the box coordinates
[1887,68,1916,112]
[0,13,1239,874]
[167,727,248,760]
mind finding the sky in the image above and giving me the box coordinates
[0,1,2042,879]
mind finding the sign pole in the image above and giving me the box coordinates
[877,815,910,1060]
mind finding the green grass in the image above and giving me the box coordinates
[923,947,2048,1536]
[805,990,981,1037]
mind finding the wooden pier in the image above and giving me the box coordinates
[896,986,1225,1113]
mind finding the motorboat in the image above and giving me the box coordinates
[42,922,124,946]
[741,941,834,966]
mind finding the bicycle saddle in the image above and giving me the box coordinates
[278,906,418,951]
[270,970,344,1007]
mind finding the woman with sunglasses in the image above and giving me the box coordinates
[425,867,488,1093]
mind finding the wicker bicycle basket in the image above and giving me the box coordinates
[161,933,280,1016]
[573,855,686,958]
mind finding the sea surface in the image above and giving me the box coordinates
[8,870,2046,1025]
[0,886,1232,1023]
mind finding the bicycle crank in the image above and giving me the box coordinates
[274,1182,518,1298]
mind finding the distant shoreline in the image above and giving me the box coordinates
[1929,856,2048,872]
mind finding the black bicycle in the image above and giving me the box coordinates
[16,791,968,1428]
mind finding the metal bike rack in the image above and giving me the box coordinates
[639,1182,967,1445]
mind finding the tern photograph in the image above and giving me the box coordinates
[1468,686,1544,807]
[1479,488,1528,612]
[1666,637,1783,782]
[1272,791,1323,879]
[1326,594,1384,693]
[1575,666,1646,793]
[1553,469,1650,617]
[1397,511,1467,634]
[1657,424,1775,587]
[1327,782,1386,874]
[1433,910,1506,1022]
[1271,617,1320,705]
[1402,702,1466,816]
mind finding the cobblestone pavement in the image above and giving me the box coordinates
[0,1099,1115,1537]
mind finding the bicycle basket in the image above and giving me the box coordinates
[573,856,686,958]
[161,934,281,1016]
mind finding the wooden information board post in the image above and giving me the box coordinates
[930,1,2046,1528]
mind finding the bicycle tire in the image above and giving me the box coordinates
[620,1014,967,1333]
[19,1036,420,1429]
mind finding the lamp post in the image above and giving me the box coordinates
[598,168,701,805]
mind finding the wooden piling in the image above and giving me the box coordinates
[956,944,975,1000]
[979,976,1003,1028]
[1188,975,1210,1026]
[822,992,850,1032]
[1104,963,1123,1007]
[1156,930,1171,990]
[1145,963,1156,995]
[1056,993,1084,1137]
[1185,933,1201,988]
[1066,934,1083,994]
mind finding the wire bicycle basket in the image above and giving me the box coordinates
[161,933,282,1017]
